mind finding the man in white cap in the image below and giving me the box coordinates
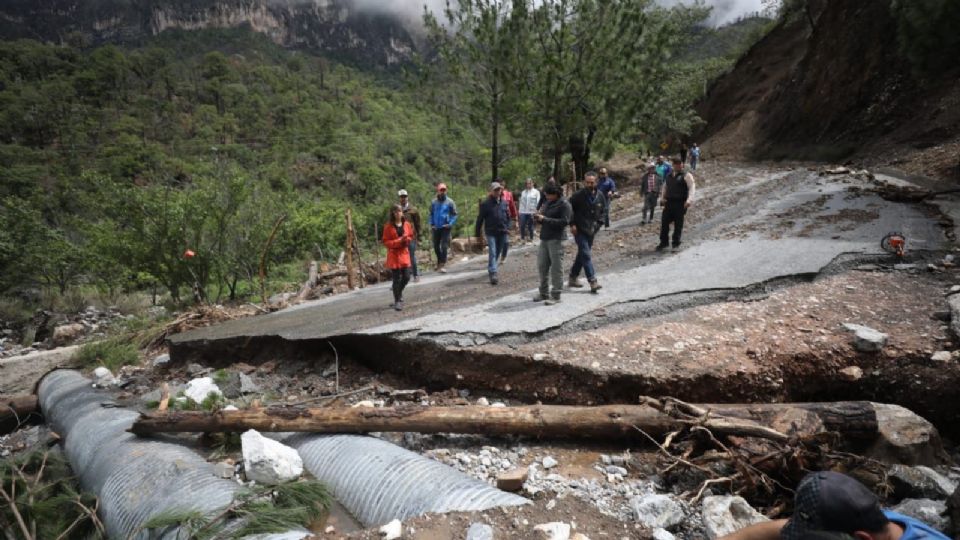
[397,189,422,282]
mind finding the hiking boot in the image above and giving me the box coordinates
[413,275,420,283]
[655,244,667,252]
[590,280,602,293]
[438,264,447,274]
[533,294,547,302]
[568,277,584,288]
[490,274,499,285]
[544,297,560,305]
[671,245,681,252]
[499,257,506,267]
[392,301,403,311]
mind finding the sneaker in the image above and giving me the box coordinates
[568,277,584,288]
[439,265,448,274]
[392,302,403,311]
[590,280,602,293]
[490,274,499,285]
[655,244,667,252]
[544,297,560,305]
[533,294,547,302]
[413,275,420,283]
[499,257,506,267]
[671,245,681,252]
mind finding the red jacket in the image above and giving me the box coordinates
[501,190,518,219]
[383,221,414,269]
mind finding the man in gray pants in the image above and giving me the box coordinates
[533,184,573,305]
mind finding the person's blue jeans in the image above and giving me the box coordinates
[501,224,511,260]
[408,239,419,277]
[486,232,508,275]
[432,228,451,264]
[570,233,596,281]
[690,157,699,170]
[519,214,535,240]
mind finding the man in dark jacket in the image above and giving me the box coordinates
[568,171,606,293]
[657,157,696,252]
[475,182,511,285]
[534,184,572,305]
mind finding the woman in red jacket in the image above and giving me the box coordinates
[383,204,415,311]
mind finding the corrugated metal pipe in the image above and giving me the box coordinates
[37,369,269,539]
[282,433,530,527]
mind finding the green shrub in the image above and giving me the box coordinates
[73,338,140,371]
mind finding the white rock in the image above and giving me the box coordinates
[931,351,952,362]
[466,522,494,540]
[653,529,676,540]
[533,353,548,361]
[239,372,260,394]
[379,519,402,540]
[701,496,769,540]
[184,377,222,404]
[223,405,239,411]
[477,397,490,406]
[542,456,558,469]
[533,522,571,540]
[352,400,376,408]
[842,323,888,352]
[629,494,685,529]
[840,366,863,381]
[92,367,115,385]
[152,353,170,367]
[241,430,303,485]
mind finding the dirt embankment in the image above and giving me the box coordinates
[696,1,960,181]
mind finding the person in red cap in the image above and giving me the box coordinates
[719,470,949,540]
[428,182,458,273]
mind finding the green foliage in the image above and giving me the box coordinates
[140,480,331,539]
[0,29,486,303]
[73,338,140,371]
[0,450,105,539]
[891,0,960,74]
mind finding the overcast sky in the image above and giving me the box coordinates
[350,0,766,29]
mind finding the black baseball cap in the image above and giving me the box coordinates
[781,472,889,539]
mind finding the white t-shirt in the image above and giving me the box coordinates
[519,188,541,214]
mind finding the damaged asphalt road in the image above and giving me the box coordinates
[171,163,946,348]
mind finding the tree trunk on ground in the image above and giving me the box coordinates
[130,401,879,442]
[0,395,40,435]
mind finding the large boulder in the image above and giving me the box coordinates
[867,404,949,466]
[630,493,686,530]
[701,496,769,540]
[241,430,303,485]
[52,323,85,346]
[888,465,957,500]
[891,499,950,533]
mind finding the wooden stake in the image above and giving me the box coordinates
[345,208,355,290]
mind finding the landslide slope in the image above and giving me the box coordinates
[696,1,960,179]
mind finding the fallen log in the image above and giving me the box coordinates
[0,394,41,434]
[129,401,880,442]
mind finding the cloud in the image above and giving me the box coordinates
[655,0,765,26]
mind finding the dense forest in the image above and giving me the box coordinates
[0,2,774,317]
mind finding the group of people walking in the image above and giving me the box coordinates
[382,150,697,310]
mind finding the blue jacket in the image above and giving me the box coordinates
[597,176,617,198]
[656,163,673,180]
[884,510,950,539]
[429,196,458,229]
[475,196,510,237]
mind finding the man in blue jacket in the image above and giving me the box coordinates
[475,182,511,285]
[597,167,618,229]
[429,183,458,273]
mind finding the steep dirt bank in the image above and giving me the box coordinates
[696,1,960,181]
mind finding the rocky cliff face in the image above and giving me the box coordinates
[0,0,417,65]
